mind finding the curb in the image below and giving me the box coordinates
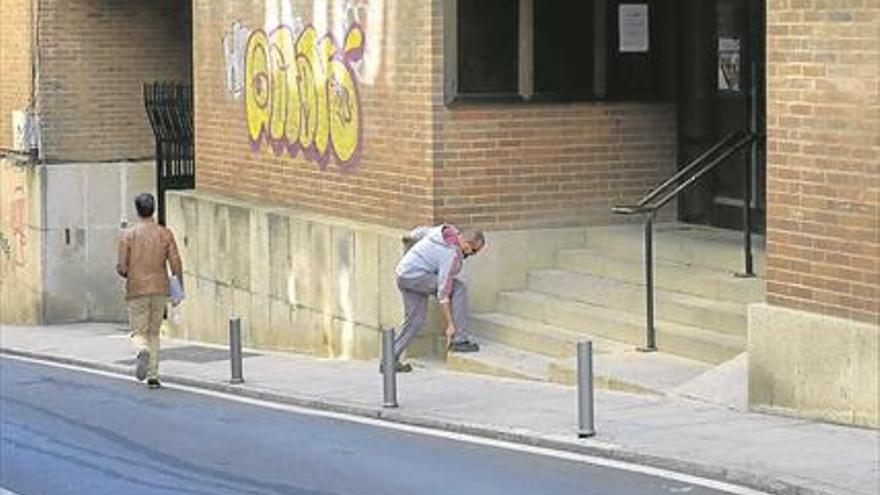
[0,347,832,495]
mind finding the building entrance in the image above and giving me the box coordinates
[676,0,766,232]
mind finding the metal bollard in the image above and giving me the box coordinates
[577,341,595,438]
[381,327,398,408]
[229,317,244,384]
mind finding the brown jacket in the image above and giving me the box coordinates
[116,219,183,299]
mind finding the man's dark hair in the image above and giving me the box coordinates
[134,193,155,218]
[462,229,485,246]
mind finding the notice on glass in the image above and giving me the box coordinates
[619,4,649,53]
[718,37,741,91]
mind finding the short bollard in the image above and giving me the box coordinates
[577,341,595,438]
[229,317,244,384]
[381,328,398,408]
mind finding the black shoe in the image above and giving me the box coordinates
[135,350,150,381]
[449,340,480,353]
[147,378,162,389]
[379,361,413,373]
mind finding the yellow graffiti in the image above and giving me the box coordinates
[245,24,365,168]
[245,30,270,143]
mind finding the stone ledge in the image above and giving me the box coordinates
[749,303,879,429]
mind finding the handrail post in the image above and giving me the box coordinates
[742,61,758,277]
[742,139,755,278]
[740,61,758,278]
[640,213,657,352]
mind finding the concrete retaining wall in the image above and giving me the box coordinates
[41,160,155,322]
[165,190,591,360]
[165,190,424,359]
[0,159,155,324]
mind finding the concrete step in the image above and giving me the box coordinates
[485,293,745,364]
[445,339,550,383]
[556,248,765,305]
[467,311,625,359]
[497,280,748,336]
[446,338,712,396]
[528,267,758,322]
[585,223,766,275]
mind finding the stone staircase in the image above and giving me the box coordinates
[448,223,765,396]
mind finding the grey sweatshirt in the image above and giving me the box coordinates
[395,225,463,303]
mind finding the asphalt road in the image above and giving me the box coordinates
[1,357,752,495]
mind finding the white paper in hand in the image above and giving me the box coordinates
[169,275,185,306]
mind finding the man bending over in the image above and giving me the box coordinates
[390,224,484,372]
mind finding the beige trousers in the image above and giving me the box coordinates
[128,294,167,380]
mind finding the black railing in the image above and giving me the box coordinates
[612,130,757,351]
[144,82,194,225]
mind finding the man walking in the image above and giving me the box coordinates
[116,193,183,389]
[391,224,484,372]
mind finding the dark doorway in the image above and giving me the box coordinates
[676,0,765,232]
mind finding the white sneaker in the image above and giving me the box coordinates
[135,350,150,381]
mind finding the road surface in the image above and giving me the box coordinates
[0,357,760,495]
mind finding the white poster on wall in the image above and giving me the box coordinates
[619,4,649,53]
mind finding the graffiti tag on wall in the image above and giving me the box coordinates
[343,0,370,81]
[222,21,251,99]
[244,23,365,170]
[1,186,27,268]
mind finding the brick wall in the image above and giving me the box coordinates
[431,0,677,230]
[0,0,33,151]
[434,103,677,229]
[36,0,191,162]
[766,1,880,324]
[195,0,677,230]
[194,0,437,229]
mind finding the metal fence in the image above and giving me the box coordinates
[144,82,195,225]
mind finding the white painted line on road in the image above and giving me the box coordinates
[3,353,770,495]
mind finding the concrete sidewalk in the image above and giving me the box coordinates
[1,323,877,495]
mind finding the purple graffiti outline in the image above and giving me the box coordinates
[245,23,365,171]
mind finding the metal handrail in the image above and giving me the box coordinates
[653,133,755,211]
[634,130,748,209]
[612,131,757,352]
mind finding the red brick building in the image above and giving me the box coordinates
[1,0,876,427]
[1,0,191,321]
[187,0,879,428]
